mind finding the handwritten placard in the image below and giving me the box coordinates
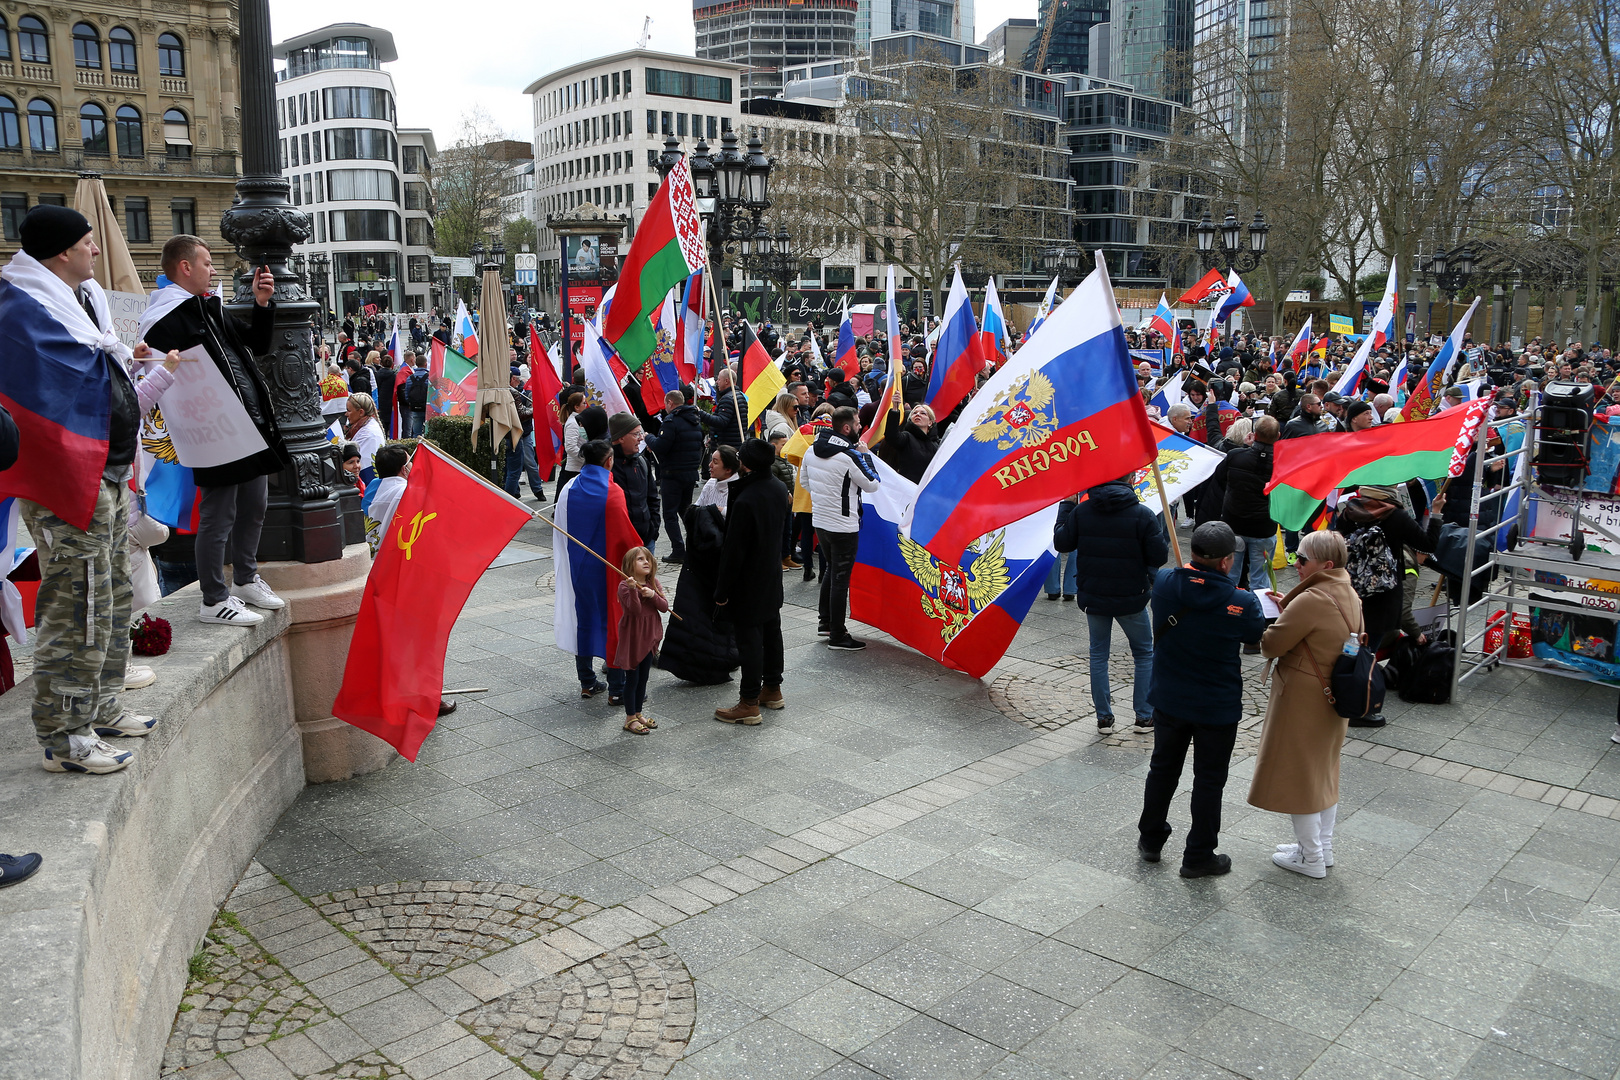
[159,345,269,469]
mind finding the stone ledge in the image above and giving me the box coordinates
[0,584,304,1080]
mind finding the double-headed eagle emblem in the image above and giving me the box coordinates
[140,408,179,464]
[970,371,1059,451]
[899,531,1011,644]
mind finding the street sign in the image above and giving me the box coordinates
[514,253,538,272]
[449,257,475,277]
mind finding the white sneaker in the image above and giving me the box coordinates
[124,664,156,690]
[1276,841,1334,867]
[230,575,285,610]
[199,596,264,625]
[43,734,133,774]
[1272,848,1328,878]
[94,712,157,738]
[1612,723,1620,745]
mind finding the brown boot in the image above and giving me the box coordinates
[715,697,762,725]
[758,685,785,710]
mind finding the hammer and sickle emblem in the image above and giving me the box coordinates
[396,511,438,560]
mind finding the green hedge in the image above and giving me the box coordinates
[418,416,513,485]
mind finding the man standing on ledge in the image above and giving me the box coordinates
[1137,521,1266,878]
[142,235,292,627]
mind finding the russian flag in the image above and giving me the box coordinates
[1022,277,1059,344]
[0,281,111,530]
[851,457,1055,679]
[455,299,479,359]
[904,252,1158,565]
[1149,293,1175,341]
[552,464,639,664]
[1150,370,1186,415]
[836,298,860,379]
[1391,354,1411,405]
[639,292,681,413]
[925,268,984,418]
[1285,317,1313,364]
[678,271,704,385]
[977,278,1010,367]
[1212,270,1255,324]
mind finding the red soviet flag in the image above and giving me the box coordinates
[332,441,533,760]
[529,325,567,478]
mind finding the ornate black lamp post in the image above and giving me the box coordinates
[219,0,355,562]
[1425,245,1477,330]
[1194,208,1269,273]
[1041,245,1084,288]
[743,224,796,324]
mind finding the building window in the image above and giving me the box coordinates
[866,276,877,289]
[405,217,430,246]
[158,33,184,77]
[301,133,310,163]
[299,94,308,126]
[824,265,854,288]
[1,193,26,239]
[36,191,62,205]
[646,148,655,169]
[707,115,718,140]
[0,16,11,61]
[325,127,396,162]
[277,99,284,130]
[108,27,136,73]
[623,69,632,93]
[402,145,427,173]
[303,174,312,203]
[171,197,195,235]
[316,212,325,243]
[404,181,429,210]
[18,16,48,65]
[661,111,672,135]
[115,104,142,157]
[648,182,657,200]
[643,68,732,103]
[0,96,18,150]
[326,168,399,203]
[612,72,620,97]
[312,134,320,163]
[27,99,57,151]
[314,172,323,202]
[408,254,429,283]
[117,195,147,242]
[334,250,399,284]
[322,86,394,121]
[163,108,191,159]
[624,110,631,137]
[646,109,656,134]
[677,113,687,137]
[73,23,101,69]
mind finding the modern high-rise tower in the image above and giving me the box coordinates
[1023,0,1111,75]
[694,0,859,100]
[1109,0,1192,103]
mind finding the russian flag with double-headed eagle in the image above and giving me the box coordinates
[902,253,1158,565]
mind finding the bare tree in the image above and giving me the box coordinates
[433,107,516,262]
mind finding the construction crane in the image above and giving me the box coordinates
[1031,0,1061,73]
[637,16,653,49]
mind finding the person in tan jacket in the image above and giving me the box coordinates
[1249,529,1364,878]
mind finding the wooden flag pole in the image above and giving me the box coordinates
[533,508,683,621]
[699,261,749,447]
[1151,459,1185,566]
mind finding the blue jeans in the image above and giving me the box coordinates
[576,654,600,690]
[1086,608,1154,721]
[1045,551,1079,597]
[401,409,426,439]
[1237,533,1276,591]
[504,432,545,498]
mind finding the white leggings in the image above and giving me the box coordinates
[1290,803,1339,862]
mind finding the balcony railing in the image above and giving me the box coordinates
[160,76,188,94]
[76,69,105,87]
[19,62,52,81]
[110,72,139,90]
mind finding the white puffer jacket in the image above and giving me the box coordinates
[800,430,880,533]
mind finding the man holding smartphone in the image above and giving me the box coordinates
[141,236,292,625]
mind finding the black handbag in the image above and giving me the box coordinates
[1300,592,1386,720]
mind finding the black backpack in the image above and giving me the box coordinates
[1299,590,1387,719]
[405,369,430,409]
[1395,631,1455,704]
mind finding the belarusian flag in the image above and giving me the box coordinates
[602,157,707,372]
[1265,399,1491,529]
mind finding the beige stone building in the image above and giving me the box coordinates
[0,0,241,286]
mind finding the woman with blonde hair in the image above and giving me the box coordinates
[765,393,798,441]
[344,392,386,482]
[1249,528,1362,878]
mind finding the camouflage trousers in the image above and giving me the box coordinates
[20,480,133,753]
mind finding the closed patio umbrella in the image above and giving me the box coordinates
[471,264,521,452]
[73,171,142,294]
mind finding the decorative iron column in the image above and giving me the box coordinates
[219,0,359,561]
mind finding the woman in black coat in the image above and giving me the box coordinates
[657,503,739,684]
[878,405,941,483]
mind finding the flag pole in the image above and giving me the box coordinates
[699,259,748,447]
[1150,459,1185,566]
[533,507,683,621]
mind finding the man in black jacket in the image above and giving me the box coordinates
[698,368,744,452]
[649,389,706,563]
[1213,414,1280,600]
[1280,393,1327,440]
[142,235,291,627]
[713,439,792,725]
[608,411,660,550]
[1054,476,1171,733]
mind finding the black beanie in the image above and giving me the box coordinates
[739,438,775,473]
[20,205,92,261]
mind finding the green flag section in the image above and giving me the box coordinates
[601,157,706,372]
[1264,401,1490,530]
[430,347,478,417]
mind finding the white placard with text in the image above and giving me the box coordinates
[159,345,269,469]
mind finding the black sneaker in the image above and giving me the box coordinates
[1062,594,1075,601]
[803,568,816,582]
[1045,594,1060,602]
[827,635,866,651]
[1179,854,1232,878]
[1097,715,1115,733]
[581,681,609,699]
[1133,716,1155,733]
[0,852,42,888]
[1137,840,1161,863]
[1349,714,1387,728]
[817,624,831,637]
[664,554,685,565]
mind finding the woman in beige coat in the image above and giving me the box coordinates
[1249,529,1363,878]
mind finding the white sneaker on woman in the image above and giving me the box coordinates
[1272,847,1328,878]
[1275,841,1334,867]
[230,575,286,610]
[199,596,264,625]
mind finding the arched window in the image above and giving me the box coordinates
[0,16,11,62]
[0,96,18,150]
[72,23,100,69]
[18,16,49,64]
[157,33,183,77]
[163,107,190,160]
[114,104,141,157]
[108,27,136,73]
[27,98,57,151]
[79,102,107,156]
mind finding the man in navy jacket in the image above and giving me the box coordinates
[1137,521,1266,878]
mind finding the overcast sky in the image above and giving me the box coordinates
[269,0,1034,147]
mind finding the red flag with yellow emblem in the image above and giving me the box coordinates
[333,441,533,760]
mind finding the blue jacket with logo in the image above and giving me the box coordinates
[1147,565,1266,724]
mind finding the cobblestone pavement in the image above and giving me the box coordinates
[172,522,1620,1080]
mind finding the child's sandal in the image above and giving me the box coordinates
[623,716,650,735]
[642,714,657,728]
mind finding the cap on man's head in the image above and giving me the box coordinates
[739,437,775,472]
[1443,385,1464,399]
[1357,484,1399,503]
[21,205,92,261]
[1345,400,1373,424]
[1322,391,1343,404]
[608,411,641,441]
[1190,521,1237,560]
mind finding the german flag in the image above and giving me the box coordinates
[738,319,786,434]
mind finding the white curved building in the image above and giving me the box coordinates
[273,23,436,316]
